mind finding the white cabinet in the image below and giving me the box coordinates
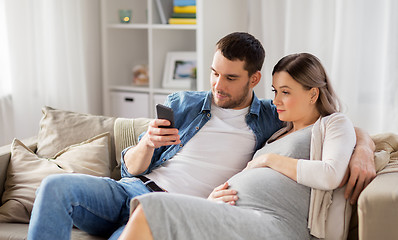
[101,0,249,118]
[110,91,149,118]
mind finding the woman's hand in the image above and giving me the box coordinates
[245,153,298,181]
[244,154,271,170]
[207,182,238,205]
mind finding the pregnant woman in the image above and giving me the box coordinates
[118,53,356,240]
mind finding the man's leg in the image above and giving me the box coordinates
[28,173,151,240]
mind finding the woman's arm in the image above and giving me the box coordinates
[245,154,298,181]
[296,114,356,190]
[245,114,356,191]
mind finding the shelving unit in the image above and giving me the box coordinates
[101,0,249,118]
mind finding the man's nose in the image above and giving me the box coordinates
[213,76,225,91]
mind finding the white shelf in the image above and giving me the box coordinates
[151,24,197,30]
[152,88,188,94]
[109,85,150,93]
[107,24,150,29]
[109,85,188,95]
[108,24,196,30]
[101,0,249,118]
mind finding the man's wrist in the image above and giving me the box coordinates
[354,144,375,156]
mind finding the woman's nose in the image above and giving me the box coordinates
[273,93,281,105]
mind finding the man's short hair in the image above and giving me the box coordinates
[216,32,265,76]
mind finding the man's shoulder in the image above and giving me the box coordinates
[258,98,274,107]
[257,98,277,115]
[168,91,208,103]
[167,91,209,115]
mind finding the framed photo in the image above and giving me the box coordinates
[162,51,197,89]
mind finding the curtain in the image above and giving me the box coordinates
[249,0,398,135]
[0,0,14,145]
[0,0,102,145]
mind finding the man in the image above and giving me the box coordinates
[28,32,375,240]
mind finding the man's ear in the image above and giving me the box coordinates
[249,71,261,88]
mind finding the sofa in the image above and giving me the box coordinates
[0,106,397,240]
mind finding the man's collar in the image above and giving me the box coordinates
[200,91,212,112]
[249,92,261,117]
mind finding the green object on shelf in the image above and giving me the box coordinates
[119,9,132,23]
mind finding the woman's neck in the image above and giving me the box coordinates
[291,111,321,132]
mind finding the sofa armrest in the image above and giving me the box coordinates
[0,137,37,200]
[111,118,151,180]
[114,118,151,161]
[357,172,398,240]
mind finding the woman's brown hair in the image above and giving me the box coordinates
[272,53,341,116]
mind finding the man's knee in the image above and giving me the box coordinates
[37,174,78,196]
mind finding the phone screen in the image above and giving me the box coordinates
[156,104,175,128]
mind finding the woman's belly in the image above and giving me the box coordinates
[227,167,310,221]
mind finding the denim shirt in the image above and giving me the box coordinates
[121,91,282,177]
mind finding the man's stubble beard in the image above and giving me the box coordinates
[212,81,251,109]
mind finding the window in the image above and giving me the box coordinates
[0,0,12,97]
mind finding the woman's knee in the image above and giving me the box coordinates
[133,204,146,220]
[119,203,153,240]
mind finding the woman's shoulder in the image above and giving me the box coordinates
[318,112,355,136]
[320,112,353,126]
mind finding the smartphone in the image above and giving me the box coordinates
[156,104,175,128]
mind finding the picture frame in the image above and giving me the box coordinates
[162,51,197,89]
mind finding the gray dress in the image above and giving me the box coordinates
[132,126,313,240]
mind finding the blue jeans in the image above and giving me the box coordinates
[27,173,151,240]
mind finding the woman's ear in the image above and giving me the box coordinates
[310,88,320,103]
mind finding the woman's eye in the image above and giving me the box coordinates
[282,91,289,95]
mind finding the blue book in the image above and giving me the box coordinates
[174,0,196,7]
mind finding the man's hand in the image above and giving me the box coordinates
[124,119,180,175]
[207,182,238,205]
[339,128,376,204]
[143,119,180,149]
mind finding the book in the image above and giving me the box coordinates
[155,0,167,24]
[171,12,196,18]
[173,6,196,14]
[174,0,196,6]
[168,18,197,25]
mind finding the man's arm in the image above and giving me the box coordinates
[124,119,180,175]
[339,127,376,204]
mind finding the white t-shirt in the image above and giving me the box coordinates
[146,103,256,198]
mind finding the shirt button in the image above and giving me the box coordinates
[195,126,199,130]
[179,144,183,147]
[207,113,211,117]
[162,158,166,161]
